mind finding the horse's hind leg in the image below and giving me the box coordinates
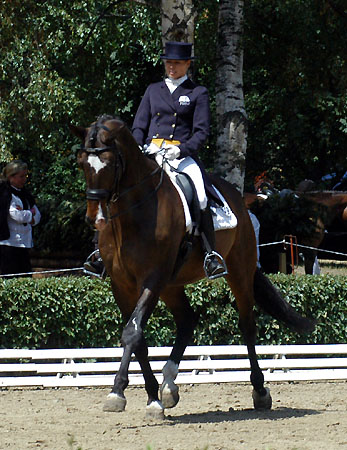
[226,269,272,410]
[159,286,199,409]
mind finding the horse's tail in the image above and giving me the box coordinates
[253,268,316,334]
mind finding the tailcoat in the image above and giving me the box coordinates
[132,79,210,159]
[132,79,221,204]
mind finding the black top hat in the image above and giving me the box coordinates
[160,41,195,60]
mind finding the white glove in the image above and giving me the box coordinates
[164,144,180,160]
[145,142,161,155]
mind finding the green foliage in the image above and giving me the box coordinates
[1,0,346,255]
[1,274,346,349]
[0,0,162,252]
[244,0,347,187]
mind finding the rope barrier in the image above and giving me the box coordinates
[1,238,346,279]
[0,267,84,278]
[258,239,347,258]
[258,240,286,247]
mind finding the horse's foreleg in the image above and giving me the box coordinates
[160,287,199,409]
[134,336,164,419]
[104,288,164,418]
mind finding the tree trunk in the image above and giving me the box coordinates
[161,0,195,45]
[215,0,247,194]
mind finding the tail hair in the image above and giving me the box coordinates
[253,268,316,334]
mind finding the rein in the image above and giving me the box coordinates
[107,164,164,220]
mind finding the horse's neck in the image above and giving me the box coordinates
[122,148,157,187]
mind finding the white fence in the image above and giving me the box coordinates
[1,344,346,388]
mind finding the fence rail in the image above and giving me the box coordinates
[1,344,346,388]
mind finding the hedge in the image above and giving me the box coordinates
[0,274,346,349]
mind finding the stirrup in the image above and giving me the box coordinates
[83,250,106,279]
[203,251,228,280]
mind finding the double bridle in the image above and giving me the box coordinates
[80,123,164,219]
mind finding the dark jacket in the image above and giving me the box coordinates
[132,79,222,204]
[0,181,11,240]
[132,79,210,159]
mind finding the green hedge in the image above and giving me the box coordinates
[0,274,346,349]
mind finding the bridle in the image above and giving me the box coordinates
[80,123,164,219]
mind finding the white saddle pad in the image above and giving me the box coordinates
[170,177,237,234]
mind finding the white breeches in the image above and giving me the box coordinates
[155,154,208,210]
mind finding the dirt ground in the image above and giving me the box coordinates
[0,381,346,450]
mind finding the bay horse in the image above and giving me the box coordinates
[70,115,315,419]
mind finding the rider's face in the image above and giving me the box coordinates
[164,59,191,79]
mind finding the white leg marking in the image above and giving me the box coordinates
[103,393,127,412]
[160,361,180,409]
[146,400,165,419]
[132,317,138,331]
[162,360,179,382]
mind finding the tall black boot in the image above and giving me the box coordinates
[199,208,228,279]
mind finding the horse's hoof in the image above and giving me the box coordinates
[146,400,165,420]
[252,387,272,410]
[160,380,179,409]
[103,393,127,412]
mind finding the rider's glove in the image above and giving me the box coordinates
[144,142,161,155]
[164,145,180,160]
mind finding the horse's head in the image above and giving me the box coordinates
[69,115,125,230]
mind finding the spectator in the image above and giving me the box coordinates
[0,160,41,277]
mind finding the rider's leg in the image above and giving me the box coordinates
[177,157,227,279]
[199,206,226,278]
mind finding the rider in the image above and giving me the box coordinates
[85,41,227,279]
[132,41,226,279]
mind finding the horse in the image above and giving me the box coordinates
[244,189,347,274]
[295,191,347,272]
[69,115,315,419]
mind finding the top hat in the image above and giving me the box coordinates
[160,41,195,60]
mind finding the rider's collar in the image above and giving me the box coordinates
[165,75,188,93]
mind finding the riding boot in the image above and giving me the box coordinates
[199,208,228,280]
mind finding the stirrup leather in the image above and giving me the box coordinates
[203,251,228,280]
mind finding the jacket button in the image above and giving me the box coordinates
[172,124,175,128]
[173,113,177,116]
[169,134,173,138]
[157,112,160,116]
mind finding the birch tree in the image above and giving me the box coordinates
[161,0,195,44]
[215,0,247,193]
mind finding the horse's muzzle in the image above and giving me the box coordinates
[85,199,108,231]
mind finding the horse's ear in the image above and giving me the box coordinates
[68,123,87,141]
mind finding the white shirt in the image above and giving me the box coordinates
[0,191,41,248]
[165,75,188,94]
